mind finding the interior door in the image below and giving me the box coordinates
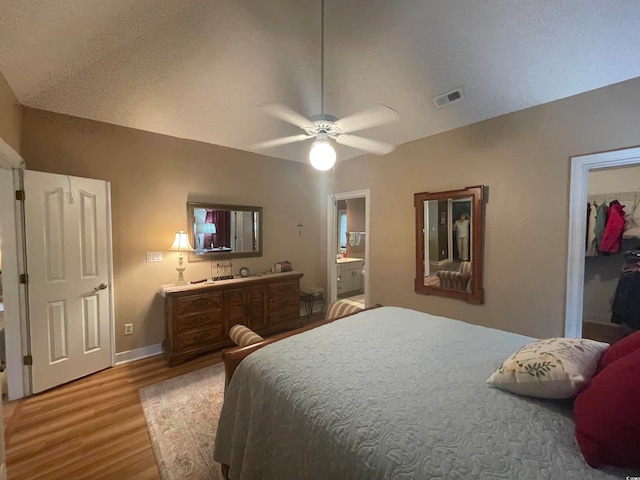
[24,170,113,394]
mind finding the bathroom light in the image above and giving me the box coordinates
[309,132,336,171]
[169,230,193,285]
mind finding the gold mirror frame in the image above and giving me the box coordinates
[414,185,485,303]
[186,202,263,261]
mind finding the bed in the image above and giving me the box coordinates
[213,306,631,479]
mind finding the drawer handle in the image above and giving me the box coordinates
[192,316,209,325]
[194,332,210,342]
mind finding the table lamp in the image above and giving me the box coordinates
[169,230,193,285]
[203,222,216,248]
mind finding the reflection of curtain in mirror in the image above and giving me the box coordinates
[206,210,231,247]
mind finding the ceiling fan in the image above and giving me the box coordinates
[250,0,400,171]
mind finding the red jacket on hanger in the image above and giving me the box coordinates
[599,201,626,253]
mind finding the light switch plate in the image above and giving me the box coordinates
[146,251,163,262]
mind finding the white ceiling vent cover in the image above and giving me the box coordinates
[433,88,464,110]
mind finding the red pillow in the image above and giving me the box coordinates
[574,348,640,468]
[598,329,640,371]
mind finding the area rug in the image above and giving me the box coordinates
[139,363,226,480]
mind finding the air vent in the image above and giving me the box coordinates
[433,88,464,110]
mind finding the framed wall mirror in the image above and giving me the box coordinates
[414,186,485,303]
[186,202,262,261]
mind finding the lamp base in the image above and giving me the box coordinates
[175,257,187,285]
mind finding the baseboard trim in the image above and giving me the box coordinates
[115,343,163,365]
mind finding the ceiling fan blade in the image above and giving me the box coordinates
[334,104,400,133]
[257,103,315,130]
[250,134,313,150]
[336,134,395,155]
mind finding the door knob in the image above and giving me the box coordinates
[94,282,108,291]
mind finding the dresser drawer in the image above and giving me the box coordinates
[268,281,299,311]
[177,325,224,349]
[176,309,222,333]
[175,292,222,314]
[269,306,299,325]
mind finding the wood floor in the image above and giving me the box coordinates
[582,320,631,344]
[3,351,223,480]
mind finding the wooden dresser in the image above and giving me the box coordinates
[159,272,303,366]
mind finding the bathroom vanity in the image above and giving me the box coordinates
[336,258,363,296]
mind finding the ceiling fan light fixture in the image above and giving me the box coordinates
[251,0,398,163]
[309,133,336,171]
[309,133,336,170]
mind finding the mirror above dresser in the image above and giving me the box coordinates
[186,202,263,261]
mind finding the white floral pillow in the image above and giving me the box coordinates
[486,338,609,399]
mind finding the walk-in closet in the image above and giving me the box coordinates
[583,164,640,342]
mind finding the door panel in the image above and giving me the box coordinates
[25,170,113,394]
[47,301,68,362]
[79,190,99,277]
[44,188,66,281]
[83,294,101,351]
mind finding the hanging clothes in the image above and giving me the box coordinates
[586,202,598,256]
[593,202,608,253]
[610,249,640,331]
[599,200,626,254]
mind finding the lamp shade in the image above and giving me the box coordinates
[309,133,336,171]
[202,222,217,234]
[169,230,193,252]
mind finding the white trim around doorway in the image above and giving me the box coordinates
[565,146,640,338]
[327,189,371,307]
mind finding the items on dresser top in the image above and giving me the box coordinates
[159,272,303,366]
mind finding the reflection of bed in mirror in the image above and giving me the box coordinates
[187,202,262,261]
[415,186,485,303]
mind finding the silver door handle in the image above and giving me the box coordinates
[94,283,108,291]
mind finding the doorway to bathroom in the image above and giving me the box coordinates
[327,190,370,308]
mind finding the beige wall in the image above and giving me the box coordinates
[20,108,329,353]
[0,71,21,154]
[333,76,640,339]
[15,75,640,350]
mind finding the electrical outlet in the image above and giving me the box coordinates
[146,252,163,262]
[124,323,133,335]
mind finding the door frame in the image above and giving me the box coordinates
[0,137,27,399]
[326,189,370,306]
[565,145,640,338]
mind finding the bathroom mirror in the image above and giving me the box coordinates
[414,185,485,303]
[186,202,262,261]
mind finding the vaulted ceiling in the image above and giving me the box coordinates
[1,0,639,163]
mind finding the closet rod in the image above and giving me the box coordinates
[587,190,640,203]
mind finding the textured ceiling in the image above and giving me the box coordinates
[1,0,640,163]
